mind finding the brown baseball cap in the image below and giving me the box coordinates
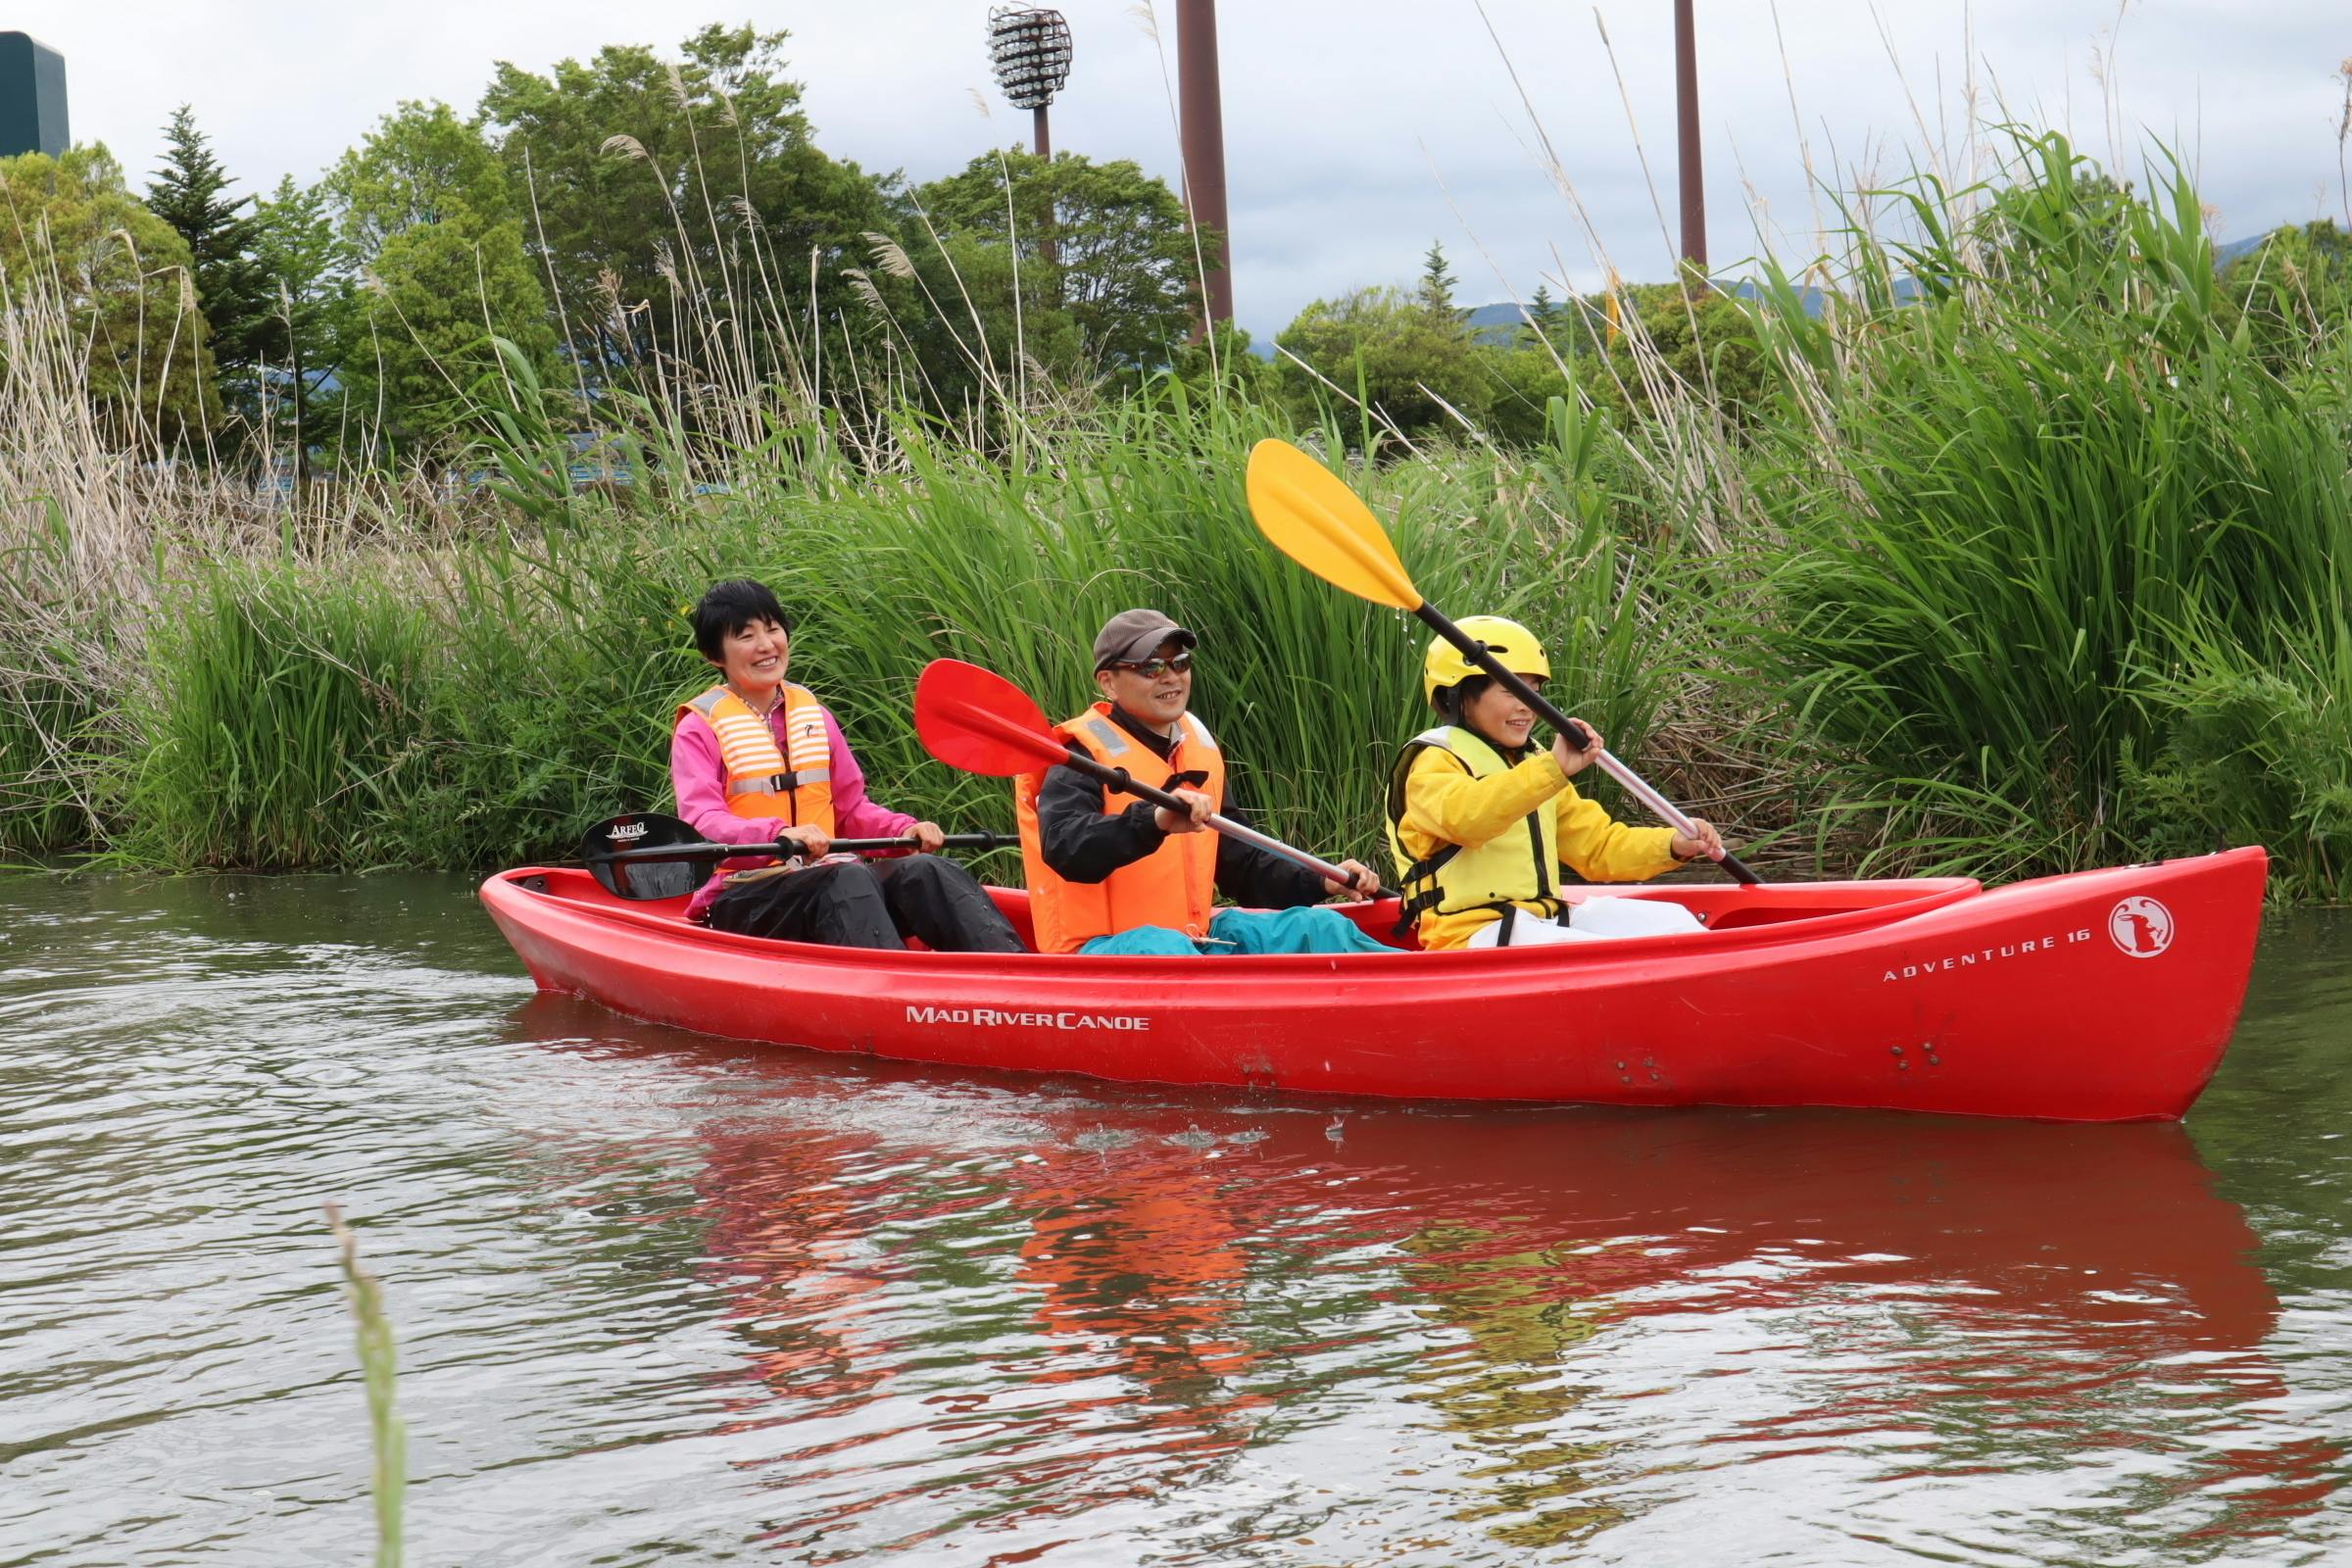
[1091,608,1198,670]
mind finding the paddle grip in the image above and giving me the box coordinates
[1088,754,1399,902]
[1414,604,1762,887]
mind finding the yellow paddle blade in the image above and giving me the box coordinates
[1244,438,1424,612]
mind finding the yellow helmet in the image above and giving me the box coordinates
[1423,615,1549,706]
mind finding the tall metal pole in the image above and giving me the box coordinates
[1176,0,1233,329]
[1675,0,1707,275]
[1032,104,1056,274]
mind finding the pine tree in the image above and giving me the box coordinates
[1417,240,1460,317]
[146,105,273,387]
[1527,282,1568,336]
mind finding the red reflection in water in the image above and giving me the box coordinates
[511,1000,2325,1555]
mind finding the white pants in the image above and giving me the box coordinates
[1464,896,1706,949]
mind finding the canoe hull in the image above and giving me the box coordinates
[480,848,2266,1121]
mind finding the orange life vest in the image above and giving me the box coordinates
[678,682,836,834]
[1014,704,1226,955]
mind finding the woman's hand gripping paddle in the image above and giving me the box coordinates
[1243,437,1761,885]
[578,810,1008,901]
[912,658,1398,901]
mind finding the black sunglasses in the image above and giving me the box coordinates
[1113,652,1196,678]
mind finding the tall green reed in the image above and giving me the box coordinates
[325,1204,406,1568]
[104,377,1689,874]
[1742,129,2352,883]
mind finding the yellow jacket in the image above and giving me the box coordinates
[1395,744,1682,950]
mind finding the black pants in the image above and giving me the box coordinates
[707,855,1025,953]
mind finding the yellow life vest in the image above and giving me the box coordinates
[1383,725,1561,933]
[1014,704,1225,956]
[678,682,836,834]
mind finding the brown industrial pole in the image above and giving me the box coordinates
[1675,0,1707,276]
[1176,0,1234,329]
[1032,105,1055,272]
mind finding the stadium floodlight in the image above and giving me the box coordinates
[987,5,1073,160]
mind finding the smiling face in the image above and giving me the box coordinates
[711,615,791,700]
[1460,678,1542,751]
[1094,639,1195,733]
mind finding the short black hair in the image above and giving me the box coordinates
[692,579,792,662]
[1433,674,1493,723]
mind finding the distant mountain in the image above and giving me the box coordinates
[1251,230,2292,361]
[2214,231,2268,265]
[1452,230,2281,330]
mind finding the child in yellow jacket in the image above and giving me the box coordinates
[1385,616,1722,950]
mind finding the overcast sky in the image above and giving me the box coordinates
[25,2,2352,338]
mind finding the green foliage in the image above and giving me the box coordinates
[1742,128,2352,885]
[1162,321,1280,404]
[2121,610,2352,903]
[145,105,272,388]
[324,103,558,452]
[16,107,2352,906]
[1583,284,1771,422]
[0,146,219,440]
[893,147,1203,399]
[101,394,1682,872]
[127,565,437,867]
[1275,285,1489,442]
[0,515,108,856]
[480,24,884,374]
[2220,220,2352,372]
[250,174,354,468]
[348,218,560,449]
[325,100,514,266]
[1418,241,1461,317]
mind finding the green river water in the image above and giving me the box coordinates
[2,874,2347,1565]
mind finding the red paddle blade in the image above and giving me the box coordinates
[914,659,1073,777]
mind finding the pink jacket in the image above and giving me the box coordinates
[671,698,916,922]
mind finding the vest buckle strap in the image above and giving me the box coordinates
[737,764,832,796]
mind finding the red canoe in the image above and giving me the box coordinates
[479,846,2267,1122]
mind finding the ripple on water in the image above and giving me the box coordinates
[1,877,2349,1564]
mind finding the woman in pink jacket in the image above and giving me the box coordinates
[671,579,1023,953]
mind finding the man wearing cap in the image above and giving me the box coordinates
[1012,609,1392,956]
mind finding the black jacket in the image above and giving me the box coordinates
[1032,705,1329,909]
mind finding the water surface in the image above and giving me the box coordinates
[3,874,2347,1565]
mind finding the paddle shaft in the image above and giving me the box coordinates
[1054,744,1398,901]
[1414,603,1763,886]
[591,831,1009,867]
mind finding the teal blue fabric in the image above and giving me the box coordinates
[1077,925,1203,956]
[1077,906,1393,957]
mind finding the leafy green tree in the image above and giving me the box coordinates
[326,100,514,266]
[145,105,271,395]
[324,103,556,452]
[1274,285,1490,440]
[250,175,353,473]
[892,147,1202,400]
[0,146,218,441]
[1476,343,1578,445]
[480,24,885,374]
[1561,283,1770,425]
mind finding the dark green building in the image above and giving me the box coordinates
[0,32,69,158]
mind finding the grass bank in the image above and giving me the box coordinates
[5,128,2347,897]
